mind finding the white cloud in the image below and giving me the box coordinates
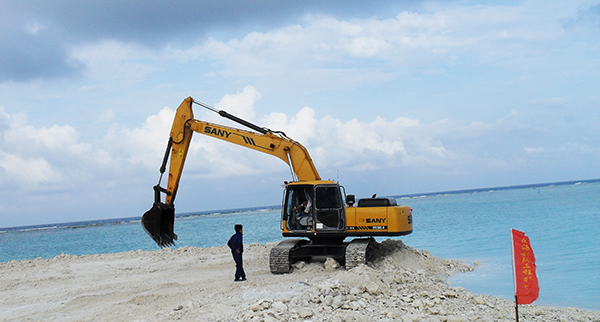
[214,85,260,121]
[97,87,452,180]
[0,152,61,183]
[104,106,175,168]
[1,0,598,227]
[525,147,545,154]
[25,22,47,36]
[71,40,158,82]
[3,112,91,155]
[97,109,115,123]
[0,109,106,187]
[171,1,575,82]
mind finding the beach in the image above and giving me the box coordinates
[1,240,598,322]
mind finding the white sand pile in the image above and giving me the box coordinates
[0,239,598,322]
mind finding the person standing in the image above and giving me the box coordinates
[227,224,246,282]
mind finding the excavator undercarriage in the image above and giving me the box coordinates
[269,238,376,274]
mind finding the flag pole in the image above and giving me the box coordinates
[510,229,519,322]
[515,295,519,322]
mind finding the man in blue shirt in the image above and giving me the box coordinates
[227,224,246,281]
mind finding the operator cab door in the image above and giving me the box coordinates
[314,184,345,232]
[283,185,314,231]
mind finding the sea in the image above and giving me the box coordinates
[1,179,598,311]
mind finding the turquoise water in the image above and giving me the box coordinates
[1,180,598,311]
[399,181,600,311]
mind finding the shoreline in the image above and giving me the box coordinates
[1,240,598,321]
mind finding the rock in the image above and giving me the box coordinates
[324,257,340,270]
[250,299,271,311]
[293,261,306,269]
[365,282,381,295]
[402,313,422,322]
[261,300,272,309]
[349,286,362,295]
[444,291,457,298]
[297,308,313,318]
[263,314,278,322]
[270,301,287,313]
[348,299,367,311]
[473,296,486,305]
[331,295,343,308]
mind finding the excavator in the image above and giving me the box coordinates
[142,97,413,273]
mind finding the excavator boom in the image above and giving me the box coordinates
[142,97,320,247]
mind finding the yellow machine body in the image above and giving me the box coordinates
[142,97,413,272]
[345,204,413,236]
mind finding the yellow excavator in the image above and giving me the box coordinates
[142,97,413,273]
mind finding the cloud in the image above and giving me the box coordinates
[562,3,600,30]
[3,112,91,156]
[0,24,82,82]
[525,147,545,154]
[0,108,101,189]
[167,0,592,96]
[0,152,61,184]
[214,86,261,121]
[0,0,409,83]
[3,85,590,191]
[1,83,598,226]
[71,40,158,82]
[97,109,115,123]
[103,106,175,169]
[93,86,452,180]
[2,0,594,89]
[144,86,456,175]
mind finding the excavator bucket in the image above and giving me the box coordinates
[141,203,177,247]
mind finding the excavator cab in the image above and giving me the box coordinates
[284,185,314,231]
[282,181,346,238]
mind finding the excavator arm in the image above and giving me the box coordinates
[142,97,320,247]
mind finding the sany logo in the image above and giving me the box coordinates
[204,126,232,138]
[366,218,386,224]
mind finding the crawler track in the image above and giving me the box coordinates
[345,238,375,269]
[269,239,305,274]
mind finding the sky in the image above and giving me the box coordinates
[0,0,598,228]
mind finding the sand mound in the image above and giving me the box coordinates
[0,239,598,321]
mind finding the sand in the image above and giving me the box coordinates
[0,239,598,322]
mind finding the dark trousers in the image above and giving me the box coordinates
[233,253,246,280]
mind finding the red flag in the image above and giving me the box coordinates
[511,229,539,304]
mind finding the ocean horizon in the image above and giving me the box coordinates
[3,178,598,232]
[1,178,599,311]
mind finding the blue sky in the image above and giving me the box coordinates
[0,0,598,227]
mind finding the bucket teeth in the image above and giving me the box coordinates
[142,203,176,248]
